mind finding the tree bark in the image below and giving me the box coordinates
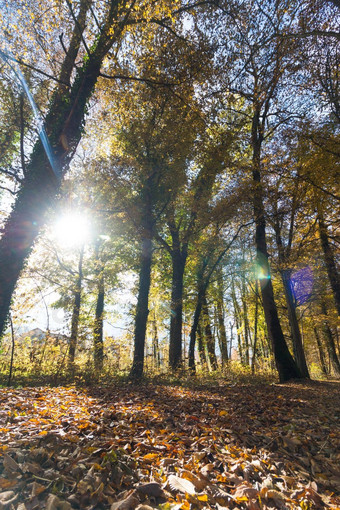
[252,115,302,382]
[216,273,228,366]
[68,247,84,367]
[231,281,243,363]
[202,295,218,371]
[313,326,328,375]
[241,273,250,365]
[169,246,186,370]
[152,312,160,370]
[320,300,340,376]
[7,315,15,387]
[130,234,153,380]
[281,270,310,378]
[93,241,105,371]
[317,207,340,316]
[94,276,105,371]
[188,281,205,373]
[251,280,259,374]
[197,322,207,369]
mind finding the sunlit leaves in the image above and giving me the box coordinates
[0,382,339,508]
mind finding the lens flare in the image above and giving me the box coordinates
[54,213,91,248]
[290,267,313,304]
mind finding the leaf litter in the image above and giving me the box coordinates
[0,380,339,509]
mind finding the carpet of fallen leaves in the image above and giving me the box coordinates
[0,380,339,510]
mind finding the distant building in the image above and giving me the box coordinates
[18,328,69,345]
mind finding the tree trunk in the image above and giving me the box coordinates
[313,326,328,375]
[0,1,128,338]
[251,281,259,374]
[318,207,340,316]
[93,240,105,371]
[68,247,84,367]
[188,282,205,373]
[202,295,218,371]
[320,300,340,376]
[169,248,186,370]
[241,274,250,365]
[7,315,15,387]
[216,274,228,365]
[281,270,310,378]
[129,234,153,380]
[197,322,207,370]
[94,276,105,372]
[231,281,243,362]
[152,311,160,370]
[252,119,302,382]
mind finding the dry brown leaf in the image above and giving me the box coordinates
[180,470,209,491]
[263,488,285,502]
[233,483,259,500]
[3,454,20,473]
[135,482,165,498]
[45,494,60,510]
[31,481,46,497]
[0,479,16,490]
[168,475,196,495]
[110,494,139,510]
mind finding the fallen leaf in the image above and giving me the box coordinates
[3,454,20,473]
[111,494,139,510]
[135,482,165,498]
[168,475,196,495]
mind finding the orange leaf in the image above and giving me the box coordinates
[143,453,158,463]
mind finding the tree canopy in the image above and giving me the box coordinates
[0,0,339,384]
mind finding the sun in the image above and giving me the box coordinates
[53,212,91,248]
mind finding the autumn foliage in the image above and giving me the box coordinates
[0,381,339,509]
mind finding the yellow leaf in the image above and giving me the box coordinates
[197,494,208,502]
[180,501,190,510]
[219,410,227,416]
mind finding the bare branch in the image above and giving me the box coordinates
[0,49,69,86]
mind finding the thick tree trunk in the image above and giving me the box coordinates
[281,270,310,378]
[68,247,84,367]
[0,1,127,337]
[318,208,340,316]
[129,235,153,380]
[252,120,302,382]
[169,248,186,370]
[202,295,218,371]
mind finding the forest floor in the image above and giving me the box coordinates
[0,379,339,510]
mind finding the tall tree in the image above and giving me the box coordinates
[0,0,179,337]
[208,0,306,381]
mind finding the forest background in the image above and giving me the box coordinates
[0,0,339,386]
